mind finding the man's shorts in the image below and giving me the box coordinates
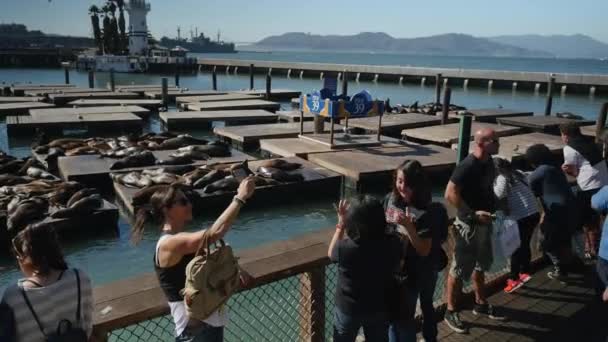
[449,218,494,281]
[578,187,601,227]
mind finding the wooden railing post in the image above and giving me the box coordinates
[299,266,326,342]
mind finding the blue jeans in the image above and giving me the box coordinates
[175,323,224,342]
[389,271,438,342]
[333,308,389,342]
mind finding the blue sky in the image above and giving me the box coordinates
[1,0,607,43]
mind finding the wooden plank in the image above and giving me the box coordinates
[450,108,533,123]
[115,85,180,95]
[30,105,150,118]
[160,110,278,129]
[496,115,595,132]
[48,92,140,105]
[0,96,45,103]
[213,122,344,150]
[260,135,404,159]
[185,99,281,112]
[307,143,457,182]
[113,157,341,216]
[580,125,598,138]
[402,122,522,146]
[144,90,224,99]
[234,88,301,100]
[468,132,564,162]
[6,113,143,135]
[277,110,314,122]
[11,83,75,91]
[68,99,163,109]
[24,88,110,96]
[349,113,445,136]
[0,102,55,115]
[176,93,260,108]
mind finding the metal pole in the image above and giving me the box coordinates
[64,67,70,85]
[299,110,304,136]
[265,74,272,100]
[377,112,383,141]
[88,70,95,89]
[435,73,442,106]
[109,68,115,92]
[175,70,180,87]
[456,114,473,163]
[330,117,335,148]
[341,73,348,97]
[249,64,254,90]
[212,69,217,91]
[161,77,169,107]
[441,87,452,125]
[544,76,555,116]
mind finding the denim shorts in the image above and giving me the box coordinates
[449,218,493,281]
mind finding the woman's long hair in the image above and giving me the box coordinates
[12,222,68,275]
[131,184,183,245]
[343,195,387,243]
[392,159,432,209]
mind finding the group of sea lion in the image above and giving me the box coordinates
[0,151,103,235]
[115,159,305,207]
[387,101,467,115]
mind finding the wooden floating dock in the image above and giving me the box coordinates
[144,90,225,100]
[184,99,281,112]
[30,105,151,118]
[260,135,404,159]
[6,113,143,136]
[57,148,255,189]
[276,110,314,122]
[581,125,598,138]
[176,93,261,109]
[496,115,595,133]
[0,96,45,103]
[160,110,278,130]
[307,143,457,193]
[10,84,75,96]
[233,88,301,100]
[466,132,565,163]
[113,156,341,216]
[48,92,140,105]
[402,122,522,146]
[67,99,163,110]
[24,88,110,97]
[0,101,55,115]
[115,85,181,95]
[213,122,344,151]
[349,113,447,137]
[449,108,533,123]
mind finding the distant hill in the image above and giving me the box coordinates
[253,32,552,57]
[489,34,608,59]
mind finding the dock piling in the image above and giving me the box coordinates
[488,80,493,91]
[300,70,304,79]
[399,76,404,86]
[596,103,608,145]
[535,83,541,93]
[356,73,360,83]
[320,72,324,80]
[421,77,426,87]
[456,114,473,163]
[88,70,95,89]
[544,76,555,116]
[249,64,254,90]
[590,86,596,97]
[109,69,115,92]
[265,74,272,100]
[512,82,518,92]
[342,73,348,97]
[561,85,567,95]
[441,87,452,125]
[212,69,217,91]
[161,78,169,107]
[435,73,442,106]
[64,67,70,85]
[175,71,180,87]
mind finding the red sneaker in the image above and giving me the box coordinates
[504,279,524,294]
[519,273,532,283]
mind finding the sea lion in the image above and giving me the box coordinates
[150,173,181,185]
[183,167,212,186]
[202,176,239,194]
[48,138,86,148]
[0,159,25,174]
[16,158,40,176]
[177,141,231,157]
[65,146,99,156]
[132,184,169,206]
[7,197,48,233]
[156,135,209,150]
[169,150,210,161]
[156,155,194,166]
[192,169,229,189]
[101,146,143,158]
[257,166,304,182]
[253,175,281,187]
[113,172,152,188]
[556,112,584,120]
[48,181,84,206]
[26,167,57,180]
[258,159,302,171]
[45,147,65,165]
[0,175,33,187]
[110,151,156,170]
[66,188,99,207]
[51,194,102,219]
[159,164,196,175]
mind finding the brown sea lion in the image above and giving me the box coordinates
[26,167,57,180]
[0,175,33,187]
[257,166,304,182]
[65,146,99,156]
[192,169,229,189]
[202,176,239,194]
[51,194,102,219]
[258,159,302,171]
[48,181,84,206]
[169,150,210,161]
[0,159,25,174]
[156,135,209,150]
[7,197,48,232]
[156,155,194,166]
[110,151,156,170]
[66,188,98,207]
[48,138,86,148]
[253,176,281,187]
[177,141,231,157]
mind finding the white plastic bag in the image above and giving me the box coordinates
[493,214,521,258]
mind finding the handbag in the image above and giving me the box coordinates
[492,213,521,259]
[19,269,87,342]
[182,231,241,321]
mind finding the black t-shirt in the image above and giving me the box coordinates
[449,154,496,220]
[330,233,403,315]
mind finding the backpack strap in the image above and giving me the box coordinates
[74,269,82,325]
[19,286,47,337]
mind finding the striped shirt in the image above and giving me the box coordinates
[0,269,93,342]
[493,174,540,221]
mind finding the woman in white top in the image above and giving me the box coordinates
[131,178,255,342]
[493,157,541,294]
[0,222,94,342]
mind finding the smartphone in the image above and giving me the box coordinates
[233,168,248,181]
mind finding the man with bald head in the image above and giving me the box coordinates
[443,128,504,333]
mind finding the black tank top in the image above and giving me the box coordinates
[153,235,195,302]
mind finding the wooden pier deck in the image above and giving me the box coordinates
[10,84,75,96]
[6,113,143,136]
[0,101,55,115]
[213,122,344,151]
[349,113,447,137]
[113,157,341,216]
[24,88,110,97]
[276,110,314,122]
[581,125,598,138]
[496,115,595,133]
[185,99,281,112]
[57,148,254,188]
[307,143,457,192]
[144,90,224,100]
[67,99,163,110]
[450,108,533,123]
[159,110,278,130]
[260,135,405,159]
[115,85,181,95]
[234,88,301,100]
[48,92,140,105]
[29,105,151,118]
[466,132,564,163]
[402,122,522,146]
[0,96,45,103]
[176,93,260,109]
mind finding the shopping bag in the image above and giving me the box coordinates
[493,214,521,258]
